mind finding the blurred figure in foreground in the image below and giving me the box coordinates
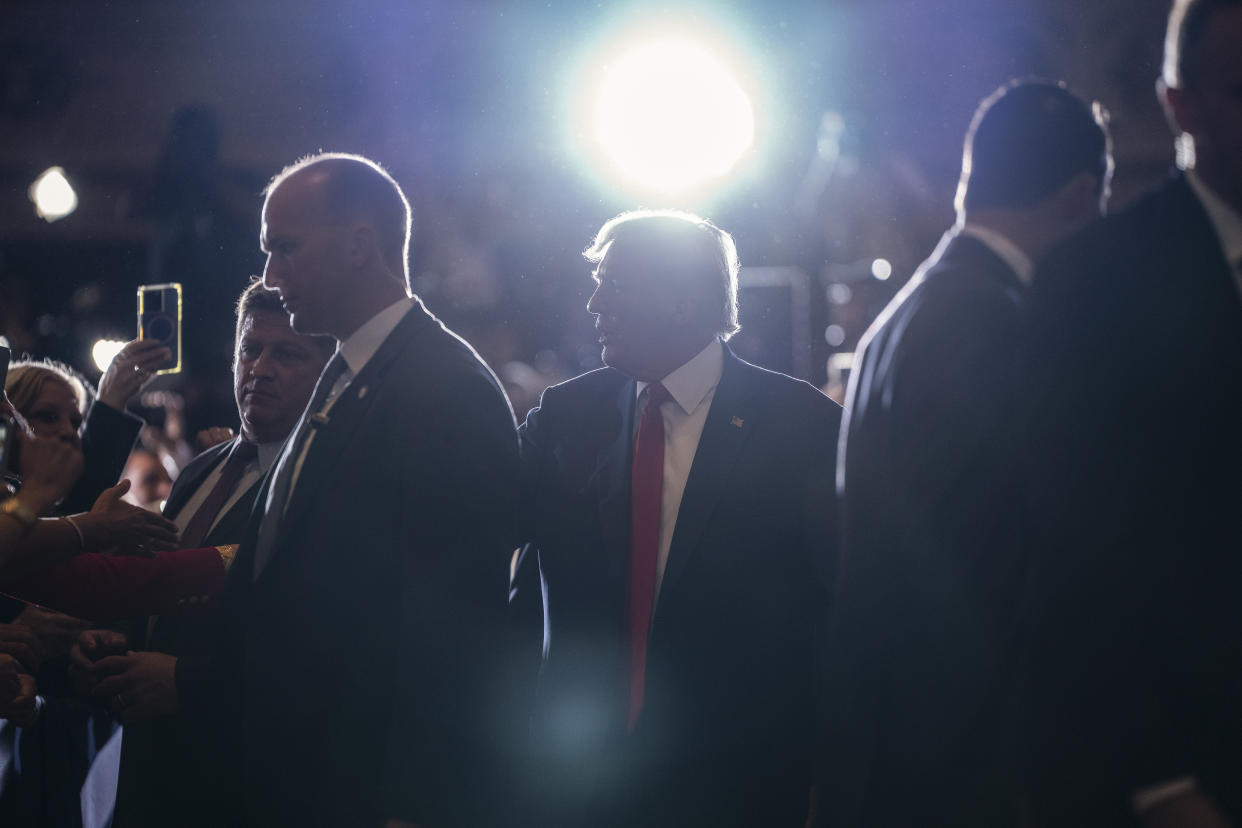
[830,78,1111,828]
[1024,1,1242,825]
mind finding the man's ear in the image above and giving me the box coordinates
[1054,170,1102,220]
[345,222,379,269]
[1158,77,1197,138]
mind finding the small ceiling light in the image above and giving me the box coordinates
[29,166,78,222]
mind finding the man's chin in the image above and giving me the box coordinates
[599,345,638,378]
[240,409,292,444]
[287,311,327,337]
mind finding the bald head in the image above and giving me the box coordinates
[266,153,412,285]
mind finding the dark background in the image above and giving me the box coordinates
[0,0,1176,428]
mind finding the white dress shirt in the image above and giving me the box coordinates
[285,296,416,504]
[635,337,724,608]
[172,439,283,537]
[958,222,1035,286]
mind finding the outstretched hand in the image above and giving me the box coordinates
[75,480,180,554]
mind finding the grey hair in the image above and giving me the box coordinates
[583,209,741,339]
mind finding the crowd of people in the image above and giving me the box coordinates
[0,0,1239,826]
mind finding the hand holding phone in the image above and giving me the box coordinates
[136,283,182,375]
[97,339,174,411]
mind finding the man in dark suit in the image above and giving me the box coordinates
[517,210,839,827]
[829,80,1111,827]
[1023,3,1242,825]
[92,279,332,826]
[110,153,520,827]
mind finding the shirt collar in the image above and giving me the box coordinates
[256,440,283,472]
[957,222,1035,286]
[635,338,724,416]
[1186,169,1242,271]
[337,296,416,378]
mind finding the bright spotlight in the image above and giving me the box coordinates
[29,167,79,222]
[871,258,893,281]
[594,38,754,194]
[92,339,127,373]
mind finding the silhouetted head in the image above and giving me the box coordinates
[957,78,1112,219]
[1161,0,1242,209]
[583,209,739,381]
[260,153,412,339]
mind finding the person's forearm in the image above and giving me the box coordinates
[0,512,87,578]
[3,546,228,621]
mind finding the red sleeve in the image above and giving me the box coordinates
[2,546,229,621]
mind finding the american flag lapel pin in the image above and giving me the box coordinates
[730,416,744,428]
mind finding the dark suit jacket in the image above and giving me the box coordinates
[518,345,839,828]
[179,299,522,827]
[828,232,1029,827]
[1023,174,1242,825]
[60,399,143,516]
[113,437,263,828]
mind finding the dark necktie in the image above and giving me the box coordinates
[628,381,669,731]
[180,439,258,549]
[253,351,349,578]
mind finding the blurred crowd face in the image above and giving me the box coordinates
[122,449,172,512]
[20,378,83,452]
[1168,5,1242,209]
[587,240,713,382]
[233,309,328,445]
[1192,7,1242,205]
[261,171,349,338]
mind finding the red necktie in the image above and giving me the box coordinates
[628,382,669,731]
[180,440,258,549]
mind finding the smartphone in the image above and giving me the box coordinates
[137,283,183,375]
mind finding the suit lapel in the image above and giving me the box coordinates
[203,477,265,547]
[267,302,436,570]
[163,441,231,521]
[658,348,758,606]
[595,377,637,584]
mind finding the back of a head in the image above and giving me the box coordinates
[957,79,1111,214]
[267,153,412,285]
[1164,0,1242,89]
[584,209,741,339]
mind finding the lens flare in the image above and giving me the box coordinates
[594,38,754,194]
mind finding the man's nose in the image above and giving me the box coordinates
[586,284,605,316]
[262,255,282,289]
[251,349,277,377]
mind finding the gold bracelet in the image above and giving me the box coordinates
[60,515,86,551]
